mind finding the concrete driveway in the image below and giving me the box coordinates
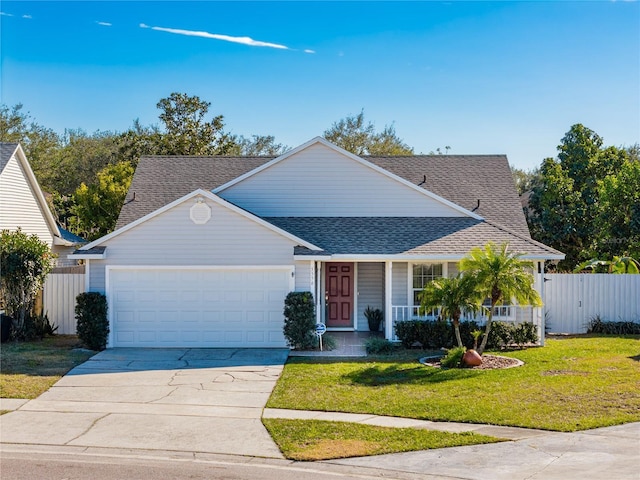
[0,348,289,458]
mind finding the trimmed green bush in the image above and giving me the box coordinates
[395,319,537,350]
[365,337,395,355]
[394,319,455,349]
[283,291,316,350]
[76,292,109,351]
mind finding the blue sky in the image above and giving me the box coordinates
[1,1,638,169]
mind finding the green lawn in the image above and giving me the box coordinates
[0,335,95,399]
[262,418,503,461]
[267,336,640,432]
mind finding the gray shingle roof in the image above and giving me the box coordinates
[266,217,562,257]
[0,142,19,173]
[365,155,530,238]
[116,151,530,239]
[116,156,271,229]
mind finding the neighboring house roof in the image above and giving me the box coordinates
[267,217,563,259]
[0,142,19,173]
[0,142,84,247]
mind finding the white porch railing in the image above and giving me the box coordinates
[390,305,541,343]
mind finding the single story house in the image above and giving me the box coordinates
[0,142,84,265]
[73,137,564,348]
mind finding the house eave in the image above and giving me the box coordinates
[68,252,106,260]
[296,253,566,262]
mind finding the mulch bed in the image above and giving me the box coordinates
[420,354,523,370]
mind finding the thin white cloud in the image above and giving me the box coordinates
[96,21,112,27]
[22,14,32,19]
[0,12,14,17]
[140,23,293,51]
[304,49,315,54]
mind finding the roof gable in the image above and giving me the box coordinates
[215,137,482,219]
[81,189,321,251]
[0,142,62,240]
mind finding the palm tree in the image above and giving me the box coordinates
[459,242,542,355]
[419,274,479,348]
[574,256,640,274]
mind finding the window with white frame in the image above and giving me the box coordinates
[411,263,443,307]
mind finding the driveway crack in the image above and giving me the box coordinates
[64,413,110,445]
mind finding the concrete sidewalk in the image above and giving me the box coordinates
[331,422,640,480]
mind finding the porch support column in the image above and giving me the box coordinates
[315,261,322,324]
[537,261,545,346]
[385,261,393,341]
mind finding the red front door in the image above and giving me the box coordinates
[325,262,354,328]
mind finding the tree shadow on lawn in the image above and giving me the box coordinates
[343,363,478,386]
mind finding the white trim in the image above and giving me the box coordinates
[79,189,321,251]
[213,137,483,220]
[311,253,565,262]
[408,261,446,307]
[293,255,332,261]
[53,236,77,247]
[353,262,358,331]
[68,252,106,260]
[85,260,91,292]
[106,264,294,271]
[385,261,393,340]
[105,264,295,348]
[315,261,322,324]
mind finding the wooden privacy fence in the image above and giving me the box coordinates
[544,274,640,334]
[43,266,85,334]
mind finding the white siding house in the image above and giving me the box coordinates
[0,143,84,263]
[76,137,563,348]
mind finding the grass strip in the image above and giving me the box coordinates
[267,336,640,432]
[262,418,503,461]
[0,336,95,399]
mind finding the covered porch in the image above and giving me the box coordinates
[304,259,547,345]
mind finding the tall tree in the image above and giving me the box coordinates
[596,157,640,258]
[510,166,539,195]
[70,161,134,241]
[0,103,61,188]
[324,111,413,155]
[230,134,288,156]
[155,92,237,155]
[528,124,630,270]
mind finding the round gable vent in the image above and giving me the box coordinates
[190,197,211,225]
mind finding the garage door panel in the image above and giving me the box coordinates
[110,268,290,347]
[138,311,156,323]
[247,311,265,323]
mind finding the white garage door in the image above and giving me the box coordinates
[108,267,293,347]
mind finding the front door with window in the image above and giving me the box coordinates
[325,262,354,328]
